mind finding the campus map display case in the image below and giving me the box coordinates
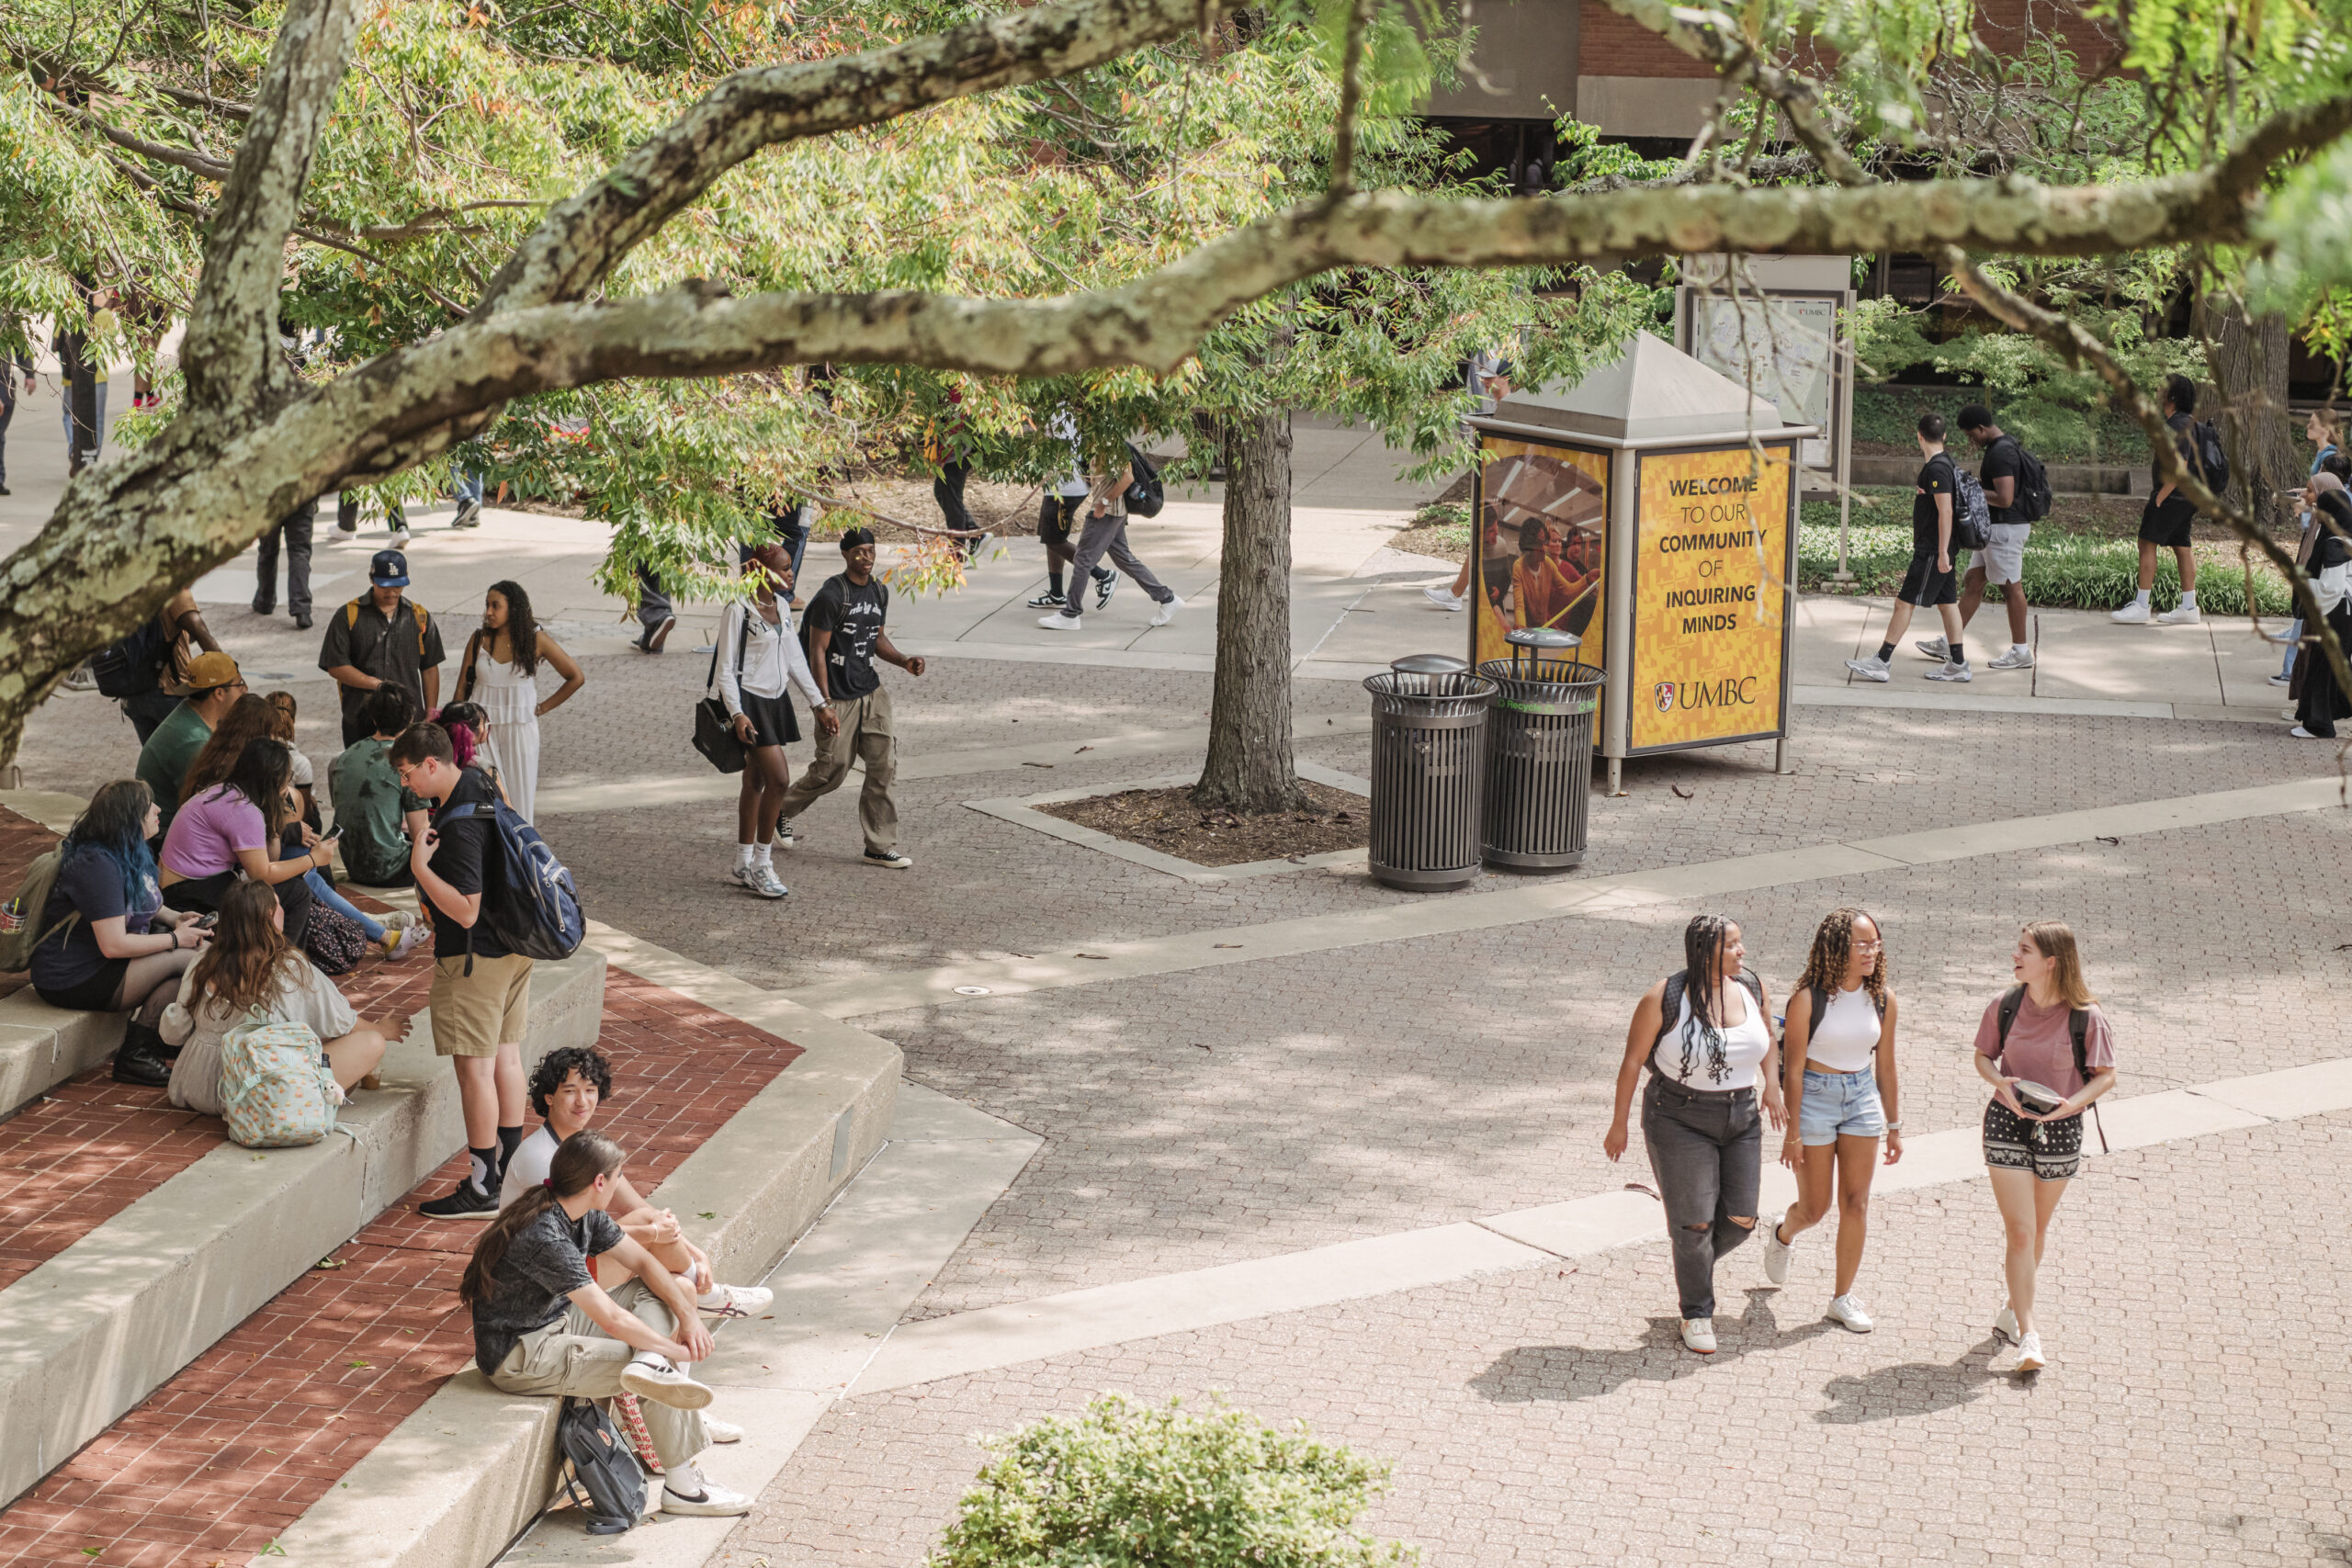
[1466,332,1811,789]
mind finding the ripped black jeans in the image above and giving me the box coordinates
[1643,1075,1763,1321]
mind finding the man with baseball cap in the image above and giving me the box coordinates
[134,650,247,833]
[320,548,446,746]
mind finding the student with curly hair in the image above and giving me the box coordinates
[1761,908,1903,1333]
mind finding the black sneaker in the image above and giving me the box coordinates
[453,500,483,528]
[1026,590,1067,610]
[1094,571,1118,609]
[294,612,312,630]
[419,1179,500,1220]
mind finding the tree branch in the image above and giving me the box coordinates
[470,0,1227,317]
[150,82,254,120]
[66,107,237,181]
[179,0,363,413]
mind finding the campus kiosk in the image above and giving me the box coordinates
[1464,332,1814,795]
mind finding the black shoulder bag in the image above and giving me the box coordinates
[555,1397,649,1535]
[692,610,754,774]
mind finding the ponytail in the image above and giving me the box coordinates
[458,1130,627,1306]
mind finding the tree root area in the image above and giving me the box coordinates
[1036,781,1370,867]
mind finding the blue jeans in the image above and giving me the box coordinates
[2282,617,2303,679]
[1796,1066,1886,1145]
[305,870,385,942]
[452,466,484,505]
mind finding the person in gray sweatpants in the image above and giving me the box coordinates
[1036,444,1181,632]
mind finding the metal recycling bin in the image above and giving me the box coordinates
[1477,626,1604,872]
[1363,654,1498,892]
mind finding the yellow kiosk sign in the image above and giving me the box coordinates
[1630,444,1793,751]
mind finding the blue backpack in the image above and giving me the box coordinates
[436,795,584,971]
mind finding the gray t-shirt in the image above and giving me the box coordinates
[470,1202,624,1375]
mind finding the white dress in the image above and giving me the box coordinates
[470,647,542,821]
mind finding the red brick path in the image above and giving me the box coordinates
[0,969,801,1566]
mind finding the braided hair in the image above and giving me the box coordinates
[1677,914,1738,1084]
[1796,908,1888,1026]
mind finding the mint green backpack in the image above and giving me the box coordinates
[220,1014,345,1149]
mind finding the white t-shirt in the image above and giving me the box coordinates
[499,1122,562,1208]
[1654,981,1772,1089]
[1803,985,1883,1074]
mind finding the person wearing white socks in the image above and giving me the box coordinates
[464,1131,752,1516]
[500,1046,774,1337]
[2112,372,2205,627]
[716,541,835,899]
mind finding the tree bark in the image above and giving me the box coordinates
[1193,405,1305,814]
[2194,296,2298,535]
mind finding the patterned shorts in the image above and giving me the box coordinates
[1983,1097,2084,1182]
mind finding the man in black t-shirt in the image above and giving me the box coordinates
[394,721,531,1220]
[775,527,927,870]
[1916,405,2036,671]
[2113,371,2204,626]
[1847,412,1971,683]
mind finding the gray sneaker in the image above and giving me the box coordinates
[1913,635,1950,660]
[1987,647,2035,671]
[746,866,789,899]
[1844,656,1892,683]
[1925,659,1973,682]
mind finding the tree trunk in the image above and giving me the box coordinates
[2195,296,2298,535]
[1193,406,1306,814]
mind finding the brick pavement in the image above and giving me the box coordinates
[740,1110,2352,1566]
[0,970,801,1567]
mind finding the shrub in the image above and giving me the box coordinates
[928,1394,1416,1568]
[1794,522,2294,615]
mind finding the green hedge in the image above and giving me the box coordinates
[1794,521,2293,615]
[1852,386,2151,466]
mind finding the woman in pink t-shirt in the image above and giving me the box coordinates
[158,737,333,940]
[1972,920,2118,1375]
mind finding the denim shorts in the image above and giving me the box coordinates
[1797,1066,1886,1145]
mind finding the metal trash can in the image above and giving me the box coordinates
[1363,654,1498,892]
[1477,627,1603,872]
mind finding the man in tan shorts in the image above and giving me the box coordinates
[394,720,532,1220]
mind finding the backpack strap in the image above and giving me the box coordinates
[1995,983,2026,1053]
[413,601,430,653]
[2069,1007,2109,1153]
[1645,972,1688,1077]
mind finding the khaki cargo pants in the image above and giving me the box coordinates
[488,1279,709,1469]
[776,684,899,853]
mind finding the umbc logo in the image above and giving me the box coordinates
[1657,676,1760,712]
[1653,681,1676,713]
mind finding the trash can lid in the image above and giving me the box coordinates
[1390,653,1471,675]
[1505,627,1582,651]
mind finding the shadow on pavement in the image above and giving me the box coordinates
[1815,1338,2008,1424]
[1467,1288,1833,1404]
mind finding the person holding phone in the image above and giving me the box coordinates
[1973,921,2118,1374]
[715,542,834,898]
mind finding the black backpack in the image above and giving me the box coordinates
[1123,444,1165,519]
[1649,969,1765,1079]
[1994,984,2109,1153]
[1996,436,2052,523]
[2188,420,2231,493]
[434,789,585,972]
[555,1398,647,1535]
[1793,981,1885,1047]
[91,618,168,699]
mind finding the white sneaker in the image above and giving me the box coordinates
[729,862,757,887]
[2268,672,2292,687]
[2155,602,2201,625]
[1993,1305,2018,1345]
[1680,1317,1717,1355]
[2291,726,2324,739]
[1987,647,2035,671]
[1148,595,1182,627]
[1038,612,1082,632]
[746,866,789,899]
[2013,1330,2047,1372]
[1761,1213,1792,1285]
[1913,636,1949,660]
[698,1282,774,1318]
[704,1416,743,1444]
[2110,601,2153,624]
[621,1358,714,1409]
[661,1481,752,1517]
[383,909,419,931]
[1422,585,1465,612]
[1844,656,1892,682]
[1925,659,1973,682]
[383,924,429,961]
[1826,1292,1875,1333]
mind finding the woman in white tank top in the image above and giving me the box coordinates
[1603,915,1786,1356]
[454,581,584,822]
[1761,908,1902,1334]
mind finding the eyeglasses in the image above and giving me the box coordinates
[1852,938,1883,950]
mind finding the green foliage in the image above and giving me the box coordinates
[1795,518,2292,615]
[1850,387,2150,465]
[928,1394,1414,1568]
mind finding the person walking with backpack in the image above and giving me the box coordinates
[394,720,533,1219]
[1917,407,2042,671]
[1974,920,2118,1374]
[2113,373,2208,626]
[1760,908,1903,1333]
[320,550,447,747]
[1847,412,1973,684]
[101,590,229,744]
[775,528,922,871]
[1035,436,1182,632]
[1602,914,1786,1355]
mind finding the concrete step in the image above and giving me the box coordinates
[0,992,125,1122]
[0,950,607,1508]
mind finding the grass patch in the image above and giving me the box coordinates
[1853,385,2151,466]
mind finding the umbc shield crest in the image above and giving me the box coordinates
[1653,681,1676,713]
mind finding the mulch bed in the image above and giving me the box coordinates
[1037,781,1371,867]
